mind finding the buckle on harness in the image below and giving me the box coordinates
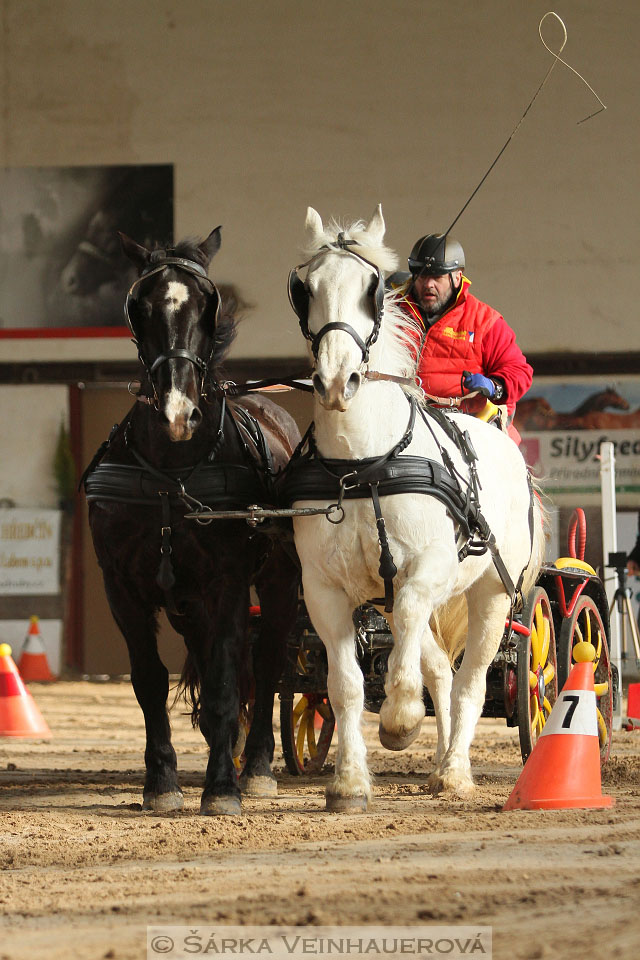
[340,471,360,492]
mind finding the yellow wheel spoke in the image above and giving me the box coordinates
[584,612,592,645]
[543,662,555,686]
[531,615,543,671]
[542,696,552,718]
[540,616,550,669]
[530,694,539,730]
[534,603,544,640]
[292,696,309,721]
[296,709,311,765]
[594,629,602,664]
[594,681,609,697]
[571,624,584,662]
[596,709,608,749]
[529,670,538,691]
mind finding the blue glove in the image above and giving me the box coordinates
[462,371,495,399]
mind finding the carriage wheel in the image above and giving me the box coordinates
[280,693,335,776]
[557,594,613,762]
[517,586,558,763]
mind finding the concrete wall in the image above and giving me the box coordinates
[1,0,636,365]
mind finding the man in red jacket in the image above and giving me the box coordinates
[393,233,533,443]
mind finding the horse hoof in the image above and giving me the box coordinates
[378,719,422,751]
[200,795,242,816]
[325,792,368,813]
[427,770,474,799]
[239,774,278,798]
[142,791,184,813]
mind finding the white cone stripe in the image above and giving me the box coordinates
[22,635,46,653]
[539,689,598,738]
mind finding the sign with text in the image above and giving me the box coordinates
[515,377,640,507]
[0,509,61,595]
[520,429,640,503]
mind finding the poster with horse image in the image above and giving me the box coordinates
[0,165,173,335]
[514,376,640,508]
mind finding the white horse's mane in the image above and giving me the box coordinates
[302,217,422,385]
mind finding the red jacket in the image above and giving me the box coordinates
[399,278,533,418]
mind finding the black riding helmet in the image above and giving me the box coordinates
[408,234,465,277]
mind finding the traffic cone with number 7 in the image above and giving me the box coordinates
[503,641,613,810]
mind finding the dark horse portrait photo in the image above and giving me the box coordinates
[0,164,173,332]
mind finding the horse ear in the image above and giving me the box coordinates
[198,226,222,266]
[304,207,324,243]
[119,232,150,269]
[365,204,386,244]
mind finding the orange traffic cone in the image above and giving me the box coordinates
[0,643,52,738]
[503,641,612,810]
[18,616,56,682]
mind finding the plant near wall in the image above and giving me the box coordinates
[53,421,76,513]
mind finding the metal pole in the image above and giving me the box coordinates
[600,441,622,730]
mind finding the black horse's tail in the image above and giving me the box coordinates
[173,639,252,732]
[174,653,202,728]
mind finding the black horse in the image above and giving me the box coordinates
[84,228,300,815]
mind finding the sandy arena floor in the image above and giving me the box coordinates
[0,679,638,960]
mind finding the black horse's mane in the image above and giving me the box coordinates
[148,237,238,373]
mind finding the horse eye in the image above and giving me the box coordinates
[132,299,151,319]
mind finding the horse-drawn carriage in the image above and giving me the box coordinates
[84,208,618,815]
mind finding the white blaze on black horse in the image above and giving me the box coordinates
[84,229,300,816]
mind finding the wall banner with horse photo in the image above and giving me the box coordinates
[514,377,640,506]
[0,164,173,337]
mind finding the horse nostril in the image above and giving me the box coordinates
[312,374,326,398]
[189,406,202,426]
[345,372,361,399]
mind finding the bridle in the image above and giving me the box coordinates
[288,235,386,365]
[124,256,221,405]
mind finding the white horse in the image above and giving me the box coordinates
[288,205,544,812]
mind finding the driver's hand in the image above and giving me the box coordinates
[462,371,495,399]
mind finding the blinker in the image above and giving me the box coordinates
[288,243,385,363]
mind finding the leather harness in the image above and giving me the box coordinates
[279,395,533,613]
[83,403,277,616]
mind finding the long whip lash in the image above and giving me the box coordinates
[443,12,607,238]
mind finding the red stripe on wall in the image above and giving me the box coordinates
[0,327,130,339]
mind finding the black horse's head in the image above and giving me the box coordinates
[120,228,228,442]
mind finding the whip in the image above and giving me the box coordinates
[443,11,607,239]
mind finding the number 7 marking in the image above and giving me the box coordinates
[562,694,580,728]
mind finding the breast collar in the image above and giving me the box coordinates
[280,394,522,611]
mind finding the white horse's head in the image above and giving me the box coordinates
[292,205,410,411]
